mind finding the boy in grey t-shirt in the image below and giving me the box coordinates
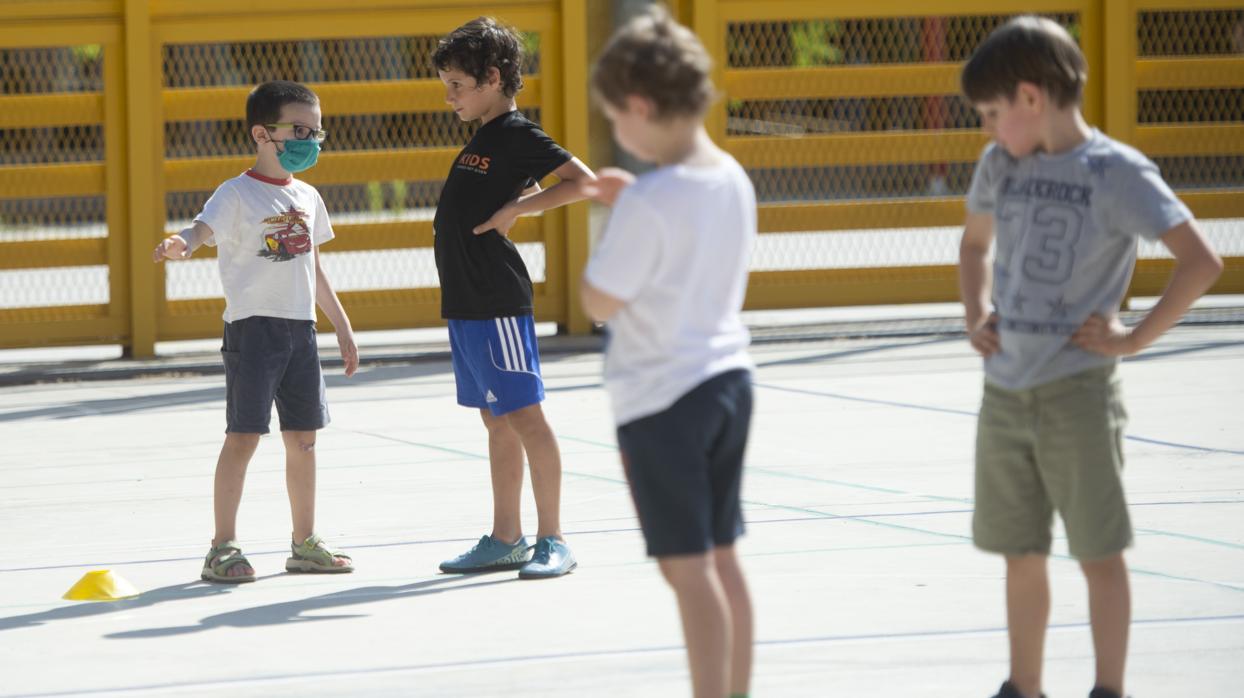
[958,17,1222,698]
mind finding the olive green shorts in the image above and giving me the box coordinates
[973,364,1132,560]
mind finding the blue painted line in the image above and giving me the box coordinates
[753,382,1244,455]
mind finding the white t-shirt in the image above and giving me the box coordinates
[585,157,756,426]
[195,171,334,323]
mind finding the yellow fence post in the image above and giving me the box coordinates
[1103,0,1137,147]
[562,0,592,334]
[693,0,725,145]
[123,0,158,357]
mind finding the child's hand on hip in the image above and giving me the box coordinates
[473,204,519,237]
[1071,313,1136,356]
[968,312,1000,357]
[579,167,635,207]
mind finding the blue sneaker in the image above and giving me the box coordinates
[518,536,577,579]
[439,534,531,573]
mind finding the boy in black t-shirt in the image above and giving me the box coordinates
[431,16,595,579]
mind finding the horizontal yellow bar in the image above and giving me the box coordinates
[718,0,1092,22]
[156,7,552,44]
[1134,0,1243,9]
[1183,191,1244,220]
[729,130,988,168]
[159,282,563,339]
[726,63,963,101]
[164,78,542,122]
[758,198,967,233]
[174,217,544,257]
[0,302,110,325]
[0,238,108,270]
[0,1,118,21]
[0,93,103,129]
[1131,257,1244,297]
[164,148,458,192]
[0,20,120,47]
[1137,57,1244,90]
[0,162,104,199]
[1134,124,1244,157]
[745,265,961,308]
[152,0,530,19]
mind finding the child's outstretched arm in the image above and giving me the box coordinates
[152,220,214,262]
[313,247,359,377]
[1072,220,1222,356]
[472,157,597,236]
[959,211,999,357]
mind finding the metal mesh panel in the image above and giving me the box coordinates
[725,13,1080,273]
[1138,9,1244,56]
[0,45,109,310]
[1136,9,1244,261]
[161,35,546,302]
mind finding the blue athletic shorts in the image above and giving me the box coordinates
[448,315,545,416]
[221,316,329,434]
[616,369,753,557]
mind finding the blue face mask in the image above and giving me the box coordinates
[276,139,320,173]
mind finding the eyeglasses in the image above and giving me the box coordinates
[265,123,327,143]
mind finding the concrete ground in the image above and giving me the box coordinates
[1,321,1241,697]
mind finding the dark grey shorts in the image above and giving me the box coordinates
[616,369,753,557]
[221,316,329,434]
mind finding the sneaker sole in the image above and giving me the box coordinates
[517,561,578,580]
[439,560,530,574]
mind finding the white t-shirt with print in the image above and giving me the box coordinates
[585,156,756,426]
[195,171,334,323]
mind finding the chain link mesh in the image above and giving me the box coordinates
[0,45,109,309]
[1139,9,1244,259]
[161,34,546,301]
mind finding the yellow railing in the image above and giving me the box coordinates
[690,0,1242,310]
[0,0,590,355]
[0,0,1240,355]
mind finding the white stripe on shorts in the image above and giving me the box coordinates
[507,317,527,371]
[494,318,515,370]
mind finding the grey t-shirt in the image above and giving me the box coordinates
[966,129,1191,390]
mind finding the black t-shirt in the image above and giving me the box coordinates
[433,110,572,319]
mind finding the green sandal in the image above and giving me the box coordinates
[201,540,256,584]
[286,534,354,574]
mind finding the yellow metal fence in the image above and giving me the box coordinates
[690,0,1243,310]
[0,0,590,355]
[0,0,1240,355]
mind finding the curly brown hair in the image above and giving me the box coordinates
[590,5,716,119]
[433,17,525,97]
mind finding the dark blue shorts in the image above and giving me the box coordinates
[221,316,329,434]
[617,369,753,557]
[448,315,545,416]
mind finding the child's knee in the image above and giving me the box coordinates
[1079,552,1127,580]
[657,553,715,589]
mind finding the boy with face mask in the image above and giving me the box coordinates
[152,80,359,583]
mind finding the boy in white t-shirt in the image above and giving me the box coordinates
[579,8,757,698]
[152,80,359,583]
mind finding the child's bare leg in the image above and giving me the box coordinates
[713,546,753,696]
[213,432,260,577]
[658,553,731,698]
[1080,553,1129,696]
[1005,554,1050,698]
[282,429,348,566]
[505,403,562,539]
[480,409,525,543]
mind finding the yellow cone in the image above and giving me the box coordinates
[63,569,140,601]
